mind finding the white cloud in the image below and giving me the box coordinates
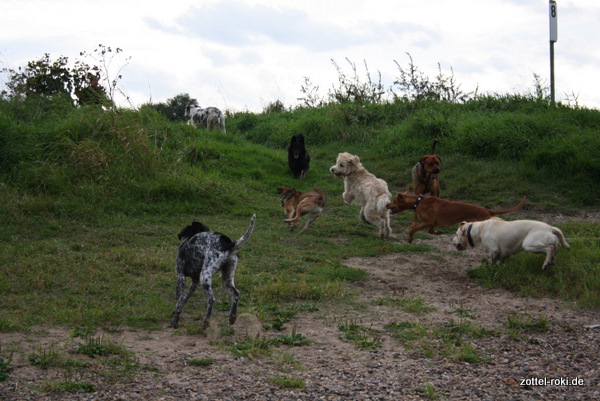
[1,0,599,111]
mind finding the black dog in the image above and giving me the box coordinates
[288,133,310,179]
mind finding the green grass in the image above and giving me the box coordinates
[268,375,306,389]
[466,221,600,309]
[187,357,214,367]
[386,319,494,364]
[0,95,599,335]
[338,320,382,350]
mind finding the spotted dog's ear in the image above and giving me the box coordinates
[191,221,210,232]
[178,221,210,239]
[219,235,236,252]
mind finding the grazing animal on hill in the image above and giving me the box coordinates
[185,103,226,133]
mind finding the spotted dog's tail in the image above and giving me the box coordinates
[233,214,256,249]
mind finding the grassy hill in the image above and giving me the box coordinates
[1,95,599,332]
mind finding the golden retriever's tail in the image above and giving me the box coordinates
[489,196,527,216]
[313,185,327,206]
[552,227,571,251]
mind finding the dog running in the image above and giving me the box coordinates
[330,152,391,239]
[453,218,570,269]
[386,187,526,243]
[277,185,326,234]
[185,103,226,133]
[169,214,256,330]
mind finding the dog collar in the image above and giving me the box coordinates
[412,163,437,187]
[413,194,424,210]
[280,193,293,206]
[466,224,475,248]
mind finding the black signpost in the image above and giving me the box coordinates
[549,0,558,105]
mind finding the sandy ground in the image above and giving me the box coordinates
[1,214,599,400]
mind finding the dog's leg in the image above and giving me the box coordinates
[490,248,503,265]
[298,213,319,234]
[221,260,240,325]
[541,247,556,269]
[409,212,420,230]
[523,235,558,270]
[526,243,557,270]
[359,207,369,224]
[169,275,198,329]
[284,208,301,222]
[200,271,216,330]
[284,209,299,230]
[382,213,391,239]
[408,222,435,243]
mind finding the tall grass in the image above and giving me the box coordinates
[1,94,599,332]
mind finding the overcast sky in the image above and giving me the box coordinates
[1,0,599,112]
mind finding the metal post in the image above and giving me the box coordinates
[550,41,555,105]
[549,0,557,105]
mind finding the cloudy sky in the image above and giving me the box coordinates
[1,0,599,112]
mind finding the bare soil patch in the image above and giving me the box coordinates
[1,216,599,400]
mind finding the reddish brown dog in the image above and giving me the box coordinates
[277,185,326,234]
[386,187,526,243]
[412,139,441,197]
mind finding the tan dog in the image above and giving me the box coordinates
[330,152,391,239]
[386,187,526,243]
[412,139,441,197]
[453,218,570,269]
[277,185,326,234]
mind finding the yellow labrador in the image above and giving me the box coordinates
[452,217,570,269]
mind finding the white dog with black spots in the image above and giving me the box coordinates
[185,103,226,133]
[169,215,256,330]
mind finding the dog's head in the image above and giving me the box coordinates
[418,155,441,175]
[330,152,361,177]
[277,186,297,204]
[184,103,198,120]
[289,133,306,159]
[386,188,414,215]
[178,221,210,240]
[452,222,470,251]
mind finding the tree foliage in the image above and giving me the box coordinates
[1,45,129,108]
[144,93,198,121]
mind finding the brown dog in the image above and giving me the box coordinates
[277,185,326,234]
[412,139,441,197]
[386,187,526,243]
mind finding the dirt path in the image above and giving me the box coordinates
[1,223,599,400]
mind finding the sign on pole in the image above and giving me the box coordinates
[549,0,558,42]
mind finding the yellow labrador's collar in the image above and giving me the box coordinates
[467,224,475,248]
